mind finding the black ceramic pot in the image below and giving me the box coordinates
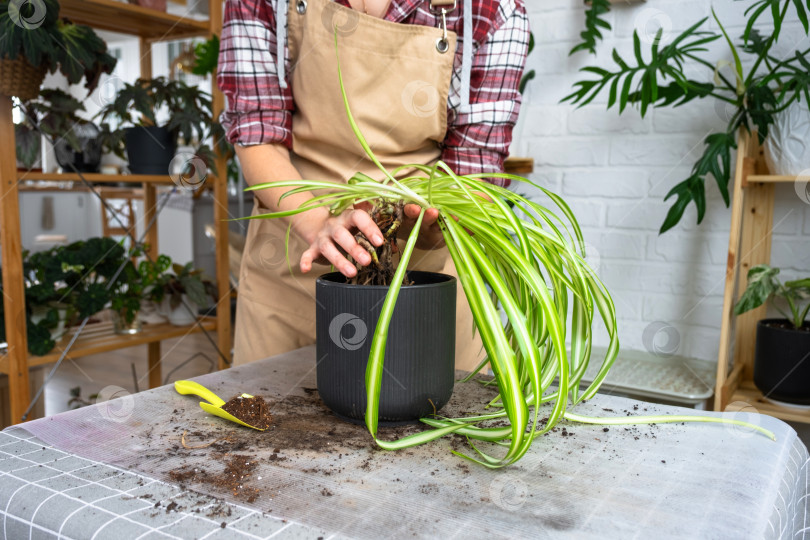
[54,122,102,173]
[124,126,177,174]
[315,271,456,424]
[753,318,810,405]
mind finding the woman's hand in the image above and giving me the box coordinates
[299,208,385,278]
[399,204,445,250]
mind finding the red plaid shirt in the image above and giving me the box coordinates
[218,0,529,185]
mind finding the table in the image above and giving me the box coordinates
[2,346,808,539]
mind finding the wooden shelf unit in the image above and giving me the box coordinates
[17,171,179,184]
[503,157,534,175]
[0,319,216,388]
[714,128,810,424]
[60,0,209,40]
[0,0,232,426]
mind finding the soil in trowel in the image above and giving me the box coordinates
[221,395,272,430]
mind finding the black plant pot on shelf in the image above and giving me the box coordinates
[316,271,456,425]
[54,122,102,173]
[124,126,177,175]
[753,319,810,405]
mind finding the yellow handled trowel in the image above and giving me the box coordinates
[174,380,266,431]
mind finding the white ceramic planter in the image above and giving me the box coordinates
[161,295,199,326]
[764,102,810,176]
[138,300,168,324]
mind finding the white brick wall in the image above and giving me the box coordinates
[513,0,810,363]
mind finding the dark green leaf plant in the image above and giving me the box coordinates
[563,1,810,233]
[96,77,227,175]
[0,0,116,92]
[17,88,93,155]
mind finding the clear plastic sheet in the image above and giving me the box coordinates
[21,346,809,539]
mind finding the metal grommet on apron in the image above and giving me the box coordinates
[234,0,484,371]
[430,0,455,53]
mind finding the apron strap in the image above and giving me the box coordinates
[277,0,290,89]
[429,0,472,112]
[460,0,472,111]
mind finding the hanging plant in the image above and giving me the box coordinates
[0,0,117,98]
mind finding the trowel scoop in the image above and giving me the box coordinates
[174,380,267,431]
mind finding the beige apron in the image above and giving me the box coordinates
[234,0,484,371]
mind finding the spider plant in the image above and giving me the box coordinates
[245,34,775,468]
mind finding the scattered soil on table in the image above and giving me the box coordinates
[170,454,260,503]
[157,376,669,521]
[221,395,273,430]
[167,389,426,503]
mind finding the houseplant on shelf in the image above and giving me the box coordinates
[562,2,810,233]
[0,0,116,99]
[244,37,775,468]
[15,119,40,170]
[145,258,215,326]
[735,264,810,406]
[109,257,146,335]
[18,88,103,173]
[136,253,172,324]
[97,77,225,177]
[0,237,128,356]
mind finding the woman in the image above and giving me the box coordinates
[218,0,529,368]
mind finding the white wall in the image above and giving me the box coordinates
[512,0,810,362]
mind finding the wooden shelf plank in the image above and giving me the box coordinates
[729,384,810,424]
[17,172,175,185]
[0,319,216,374]
[748,174,809,183]
[59,0,209,40]
[504,157,534,175]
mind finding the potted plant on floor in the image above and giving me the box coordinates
[245,38,774,467]
[97,77,224,177]
[735,264,810,406]
[563,2,810,233]
[0,0,116,99]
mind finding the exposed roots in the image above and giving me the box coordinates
[350,200,412,287]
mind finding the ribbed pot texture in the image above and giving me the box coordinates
[754,319,810,405]
[124,126,177,174]
[316,271,456,424]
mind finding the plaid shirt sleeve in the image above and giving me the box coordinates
[442,2,531,186]
[217,0,294,148]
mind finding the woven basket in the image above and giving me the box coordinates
[0,57,46,101]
